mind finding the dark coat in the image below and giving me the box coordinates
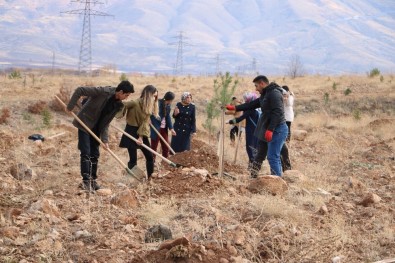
[150,99,174,140]
[236,82,286,141]
[67,86,123,143]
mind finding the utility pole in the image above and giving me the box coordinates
[52,51,55,75]
[169,31,191,75]
[62,0,112,74]
[215,54,221,75]
[251,57,257,74]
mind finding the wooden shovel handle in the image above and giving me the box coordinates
[54,96,141,180]
[149,123,176,155]
[111,124,177,167]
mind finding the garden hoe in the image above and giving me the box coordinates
[54,95,146,183]
[111,124,184,168]
[149,123,176,155]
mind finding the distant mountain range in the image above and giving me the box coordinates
[0,0,394,75]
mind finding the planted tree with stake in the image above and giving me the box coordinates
[204,72,238,177]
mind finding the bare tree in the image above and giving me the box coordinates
[287,55,305,78]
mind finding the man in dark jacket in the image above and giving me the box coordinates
[67,80,134,191]
[226,75,288,177]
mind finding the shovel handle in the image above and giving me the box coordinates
[111,124,178,167]
[149,123,176,155]
[54,95,142,181]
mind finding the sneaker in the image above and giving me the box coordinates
[91,180,101,191]
[79,180,94,192]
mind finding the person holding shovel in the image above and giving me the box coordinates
[150,91,177,163]
[66,80,134,191]
[171,92,196,153]
[119,85,159,179]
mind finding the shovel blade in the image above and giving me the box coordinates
[126,166,147,182]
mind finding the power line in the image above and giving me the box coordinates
[62,0,112,74]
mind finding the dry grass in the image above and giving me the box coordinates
[0,70,394,262]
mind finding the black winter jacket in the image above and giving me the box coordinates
[235,82,286,141]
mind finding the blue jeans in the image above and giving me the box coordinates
[267,123,288,176]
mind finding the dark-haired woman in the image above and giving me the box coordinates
[150,91,176,161]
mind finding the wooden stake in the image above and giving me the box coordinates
[233,123,242,164]
[218,109,225,178]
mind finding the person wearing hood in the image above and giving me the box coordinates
[226,75,288,177]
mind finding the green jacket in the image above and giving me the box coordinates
[122,98,151,137]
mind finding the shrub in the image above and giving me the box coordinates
[50,85,72,112]
[119,73,128,81]
[41,108,52,128]
[323,93,329,104]
[8,70,21,79]
[28,101,47,114]
[368,68,380,78]
[344,88,352,96]
[0,108,11,124]
[332,82,337,91]
[353,109,361,120]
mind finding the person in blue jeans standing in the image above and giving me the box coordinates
[226,75,288,177]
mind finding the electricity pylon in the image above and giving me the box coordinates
[62,0,112,73]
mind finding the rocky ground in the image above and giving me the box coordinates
[0,74,394,263]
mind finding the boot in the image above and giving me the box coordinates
[250,161,261,179]
[79,180,94,192]
[91,180,101,191]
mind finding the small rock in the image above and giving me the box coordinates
[96,188,112,196]
[332,255,345,263]
[28,198,60,217]
[318,205,328,215]
[0,226,20,239]
[110,189,140,208]
[316,188,331,197]
[43,190,53,196]
[292,130,308,141]
[220,258,229,263]
[247,175,288,195]
[74,230,92,239]
[283,170,305,183]
[145,225,172,243]
[159,236,189,250]
[10,163,36,180]
[227,244,238,256]
[359,192,381,207]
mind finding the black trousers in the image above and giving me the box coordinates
[120,125,154,178]
[230,126,239,142]
[78,129,100,181]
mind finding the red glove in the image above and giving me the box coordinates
[265,130,273,142]
[225,104,235,111]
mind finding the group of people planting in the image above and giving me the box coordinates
[66,81,196,191]
[225,75,294,178]
[65,74,294,192]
